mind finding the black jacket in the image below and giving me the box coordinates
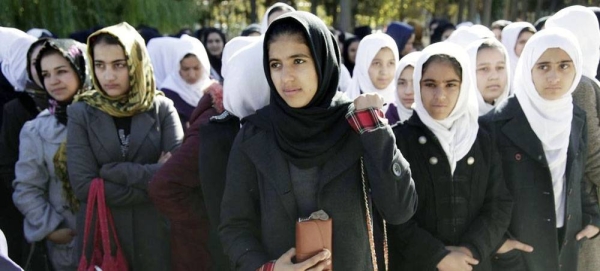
[219,122,417,271]
[388,114,513,271]
[480,96,600,271]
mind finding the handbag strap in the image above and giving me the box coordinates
[95,178,124,254]
[80,178,100,259]
[360,157,388,271]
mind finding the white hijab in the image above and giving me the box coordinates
[222,38,270,119]
[466,38,511,116]
[260,3,296,35]
[413,42,479,175]
[346,33,399,108]
[545,5,600,87]
[513,28,582,227]
[0,27,36,92]
[160,35,212,107]
[501,22,535,80]
[395,52,422,123]
[446,24,495,48]
[147,37,182,87]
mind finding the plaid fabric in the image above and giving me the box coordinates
[346,107,388,134]
[256,260,276,271]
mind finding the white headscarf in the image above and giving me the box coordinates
[346,33,399,108]
[221,36,260,76]
[395,52,421,123]
[446,24,495,48]
[413,42,479,175]
[501,22,536,80]
[222,38,270,119]
[466,38,511,116]
[513,28,582,228]
[260,3,296,35]
[160,35,212,107]
[26,28,53,38]
[0,27,36,92]
[545,5,600,87]
[147,36,182,87]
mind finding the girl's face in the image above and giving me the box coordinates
[348,41,360,64]
[268,34,318,108]
[368,47,396,90]
[420,61,461,120]
[441,29,454,41]
[515,31,533,57]
[476,47,507,104]
[401,34,415,56]
[29,44,44,88]
[397,66,414,109]
[93,42,130,97]
[206,32,224,57]
[40,53,80,102]
[531,48,576,100]
[179,55,202,85]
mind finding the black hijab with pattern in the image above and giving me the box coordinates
[247,11,353,169]
[35,39,90,125]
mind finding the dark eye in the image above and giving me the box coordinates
[497,66,505,71]
[560,63,571,70]
[424,83,436,88]
[478,67,489,72]
[41,73,50,78]
[270,62,281,69]
[94,63,104,69]
[115,63,127,69]
[294,59,306,64]
[538,64,549,71]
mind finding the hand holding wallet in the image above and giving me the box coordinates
[295,210,333,270]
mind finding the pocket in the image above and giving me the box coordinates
[48,238,77,269]
[499,147,535,190]
[492,249,527,271]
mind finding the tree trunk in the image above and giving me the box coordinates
[250,0,257,23]
[311,0,318,14]
[468,0,477,22]
[535,0,542,23]
[339,0,353,32]
[482,0,492,26]
[458,0,466,22]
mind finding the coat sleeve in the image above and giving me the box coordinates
[96,98,183,191]
[573,78,600,188]
[459,137,513,262]
[578,113,600,229]
[219,128,269,271]
[12,121,63,242]
[388,219,450,270]
[361,124,418,225]
[67,103,149,206]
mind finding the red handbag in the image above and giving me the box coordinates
[78,178,128,271]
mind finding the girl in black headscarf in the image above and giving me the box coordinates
[219,11,417,271]
[200,27,226,83]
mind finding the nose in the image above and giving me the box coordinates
[547,69,559,84]
[103,68,117,81]
[282,66,295,83]
[433,87,446,100]
[48,74,60,85]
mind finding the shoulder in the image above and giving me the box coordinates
[153,95,176,112]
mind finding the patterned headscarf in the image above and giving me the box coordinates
[75,22,160,117]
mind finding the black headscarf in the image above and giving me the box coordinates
[430,22,455,44]
[201,27,226,78]
[343,37,360,76]
[247,11,354,169]
[35,39,90,125]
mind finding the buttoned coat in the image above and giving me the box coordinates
[219,123,418,271]
[67,96,183,271]
[480,96,600,271]
[388,114,513,271]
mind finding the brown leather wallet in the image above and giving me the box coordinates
[295,210,332,270]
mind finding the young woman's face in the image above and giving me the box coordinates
[515,31,533,57]
[348,41,359,64]
[401,34,415,56]
[420,61,461,120]
[476,47,507,104]
[368,47,396,90]
[397,66,414,109]
[206,32,224,57]
[179,55,202,85]
[40,53,80,102]
[268,34,318,108]
[29,44,44,88]
[93,43,130,97]
[531,48,576,100]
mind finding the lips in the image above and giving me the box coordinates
[401,98,414,104]
[486,84,501,90]
[50,87,66,94]
[104,84,120,90]
[283,88,301,95]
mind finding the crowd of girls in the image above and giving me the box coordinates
[1,3,600,271]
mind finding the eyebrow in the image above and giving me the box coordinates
[94,59,127,64]
[422,78,460,83]
[536,60,573,65]
[269,53,311,62]
[477,61,506,66]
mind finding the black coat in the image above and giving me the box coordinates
[219,122,418,271]
[480,96,600,271]
[388,114,513,271]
